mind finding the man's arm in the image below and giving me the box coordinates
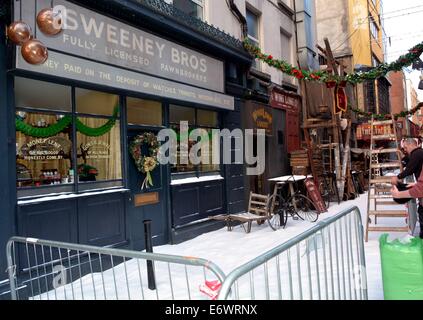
[391,185,411,198]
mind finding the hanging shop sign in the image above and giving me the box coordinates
[270,91,300,113]
[356,123,394,140]
[336,87,348,114]
[16,50,234,110]
[15,0,225,93]
[252,107,273,135]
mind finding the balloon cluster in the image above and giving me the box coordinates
[6,8,63,65]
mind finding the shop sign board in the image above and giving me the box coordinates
[271,91,300,113]
[16,50,235,111]
[17,0,225,93]
[252,108,273,135]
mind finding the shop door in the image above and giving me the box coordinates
[127,129,169,250]
[286,112,300,153]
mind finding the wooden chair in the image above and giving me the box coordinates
[210,192,271,233]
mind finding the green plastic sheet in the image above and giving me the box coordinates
[380,234,423,300]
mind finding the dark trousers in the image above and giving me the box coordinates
[418,205,423,238]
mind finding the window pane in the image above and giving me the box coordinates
[16,112,73,188]
[15,77,71,112]
[197,109,218,127]
[76,88,119,116]
[281,32,292,62]
[171,125,196,174]
[199,129,220,173]
[246,9,259,40]
[173,0,203,19]
[77,118,122,182]
[127,98,162,126]
[170,105,195,125]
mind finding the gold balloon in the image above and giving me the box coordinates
[37,8,63,36]
[21,40,48,65]
[7,21,32,45]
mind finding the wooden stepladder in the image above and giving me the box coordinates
[365,115,409,242]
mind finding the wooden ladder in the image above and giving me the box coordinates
[365,115,409,242]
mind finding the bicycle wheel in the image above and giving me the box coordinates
[267,194,287,230]
[289,194,319,222]
[318,180,330,209]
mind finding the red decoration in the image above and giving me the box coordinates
[268,55,273,60]
[305,179,327,214]
[326,80,336,88]
[292,69,304,79]
[336,87,348,114]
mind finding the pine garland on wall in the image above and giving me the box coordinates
[243,39,423,86]
[16,107,120,138]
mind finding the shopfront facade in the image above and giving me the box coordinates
[0,0,251,295]
[243,86,301,196]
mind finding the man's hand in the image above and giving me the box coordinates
[391,185,400,198]
[390,176,399,185]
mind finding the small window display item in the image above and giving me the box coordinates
[16,163,32,187]
[40,169,61,185]
[78,164,98,182]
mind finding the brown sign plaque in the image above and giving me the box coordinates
[134,192,159,207]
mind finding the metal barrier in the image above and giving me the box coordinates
[6,206,367,300]
[6,237,225,300]
[217,206,368,300]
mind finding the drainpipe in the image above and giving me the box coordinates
[404,74,411,136]
[293,0,308,125]
[227,0,248,39]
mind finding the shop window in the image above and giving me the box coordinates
[15,78,123,198]
[170,105,196,125]
[127,98,162,126]
[15,77,71,112]
[197,109,218,127]
[76,88,119,117]
[170,105,220,177]
[77,118,122,183]
[16,112,73,190]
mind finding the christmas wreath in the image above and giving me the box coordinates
[129,132,160,190]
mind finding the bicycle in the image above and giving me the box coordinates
[267,176,319,230]
[318,171,340,208]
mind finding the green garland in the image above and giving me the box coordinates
[76,107,119,137]
[16,107,119,138]
[15,115,72,138]
[244,38,423,85]
[351,102,423,121]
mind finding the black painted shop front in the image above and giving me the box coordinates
[0,0,252,296]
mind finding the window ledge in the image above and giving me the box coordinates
[171,175,224,186]
[17,188,130,206]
